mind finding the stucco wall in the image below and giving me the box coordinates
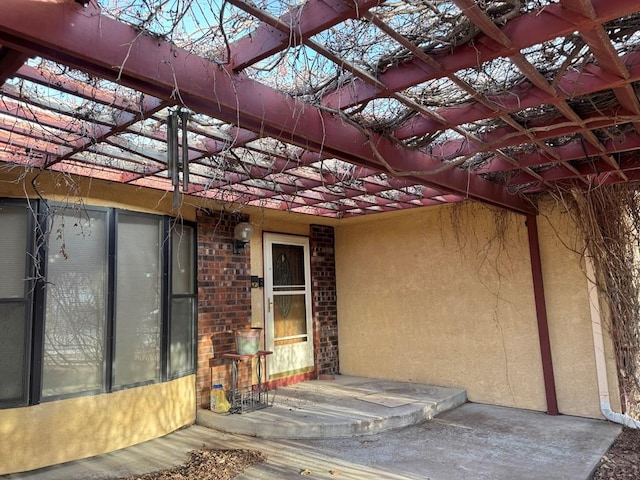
[335,201,619,418]
[0,375,195,475]
[536,201,621,416]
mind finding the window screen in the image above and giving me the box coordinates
[42,208,107,398]
[169,224,195,377]
[0,203,31,404]
[113,214,162,387]
[0,205,29,298]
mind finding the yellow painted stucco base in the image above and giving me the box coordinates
[0,375,196,475]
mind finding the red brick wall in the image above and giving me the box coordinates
[196,209,253,408]
[310,224,339,376]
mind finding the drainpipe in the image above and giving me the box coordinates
[584,253,640,428]
[526,215,559,415]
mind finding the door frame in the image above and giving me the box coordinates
[263,232,314,379]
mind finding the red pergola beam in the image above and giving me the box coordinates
[183,146,436,211]
[0,128,71,157]
[0,0,533,214]
[1,81,136,128]
[50,160,131,183]
[124,148,392,210]
[394,50,640,140]
[2,77,171,167]
[429,108,633,161]
[197,182,340,216]
[0,47,29,84]
[227,0,382,71]
[0,95,137,146]
[16,64,162,115]
[0,114,77,150]
[480,130,640,175]
[323,0,640,109]
[598,161,640,185]
[509,156,640,186]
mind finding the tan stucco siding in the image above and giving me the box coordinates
[335,202,616,418]
[536,202,621,416]
[0,375,196,475]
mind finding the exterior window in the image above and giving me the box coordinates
[42,207,108,398]
[0,199,196,408]
[169,224,196,377]
[0,203,32,405]
[114,214,162,387]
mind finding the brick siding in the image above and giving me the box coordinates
[196,209,253,408]
[310,224,339,376]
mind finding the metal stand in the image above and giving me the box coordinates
[221,351,272,414]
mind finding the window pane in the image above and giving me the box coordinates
[169,297,194,376]
[114,214,162,387]
[0,204,28,298]
[0,303,27,402]
[274,294,308,346]
[272,244,305,287]
[172,225,194,294]
[43,209,107,397]
[0,203,30,404]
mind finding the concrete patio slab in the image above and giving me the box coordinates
[197,375,467,438]
[3,377,621,480]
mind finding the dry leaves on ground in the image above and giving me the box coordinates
[592,428,640,479]
[120,449,266,480]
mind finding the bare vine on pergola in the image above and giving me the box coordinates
[3,0,637,214]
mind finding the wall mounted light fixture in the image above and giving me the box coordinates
[233,222,253,254]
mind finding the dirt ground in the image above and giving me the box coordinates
[117,427,639,480]
[591,428,640,479]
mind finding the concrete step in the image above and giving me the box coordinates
[196,375,467,439]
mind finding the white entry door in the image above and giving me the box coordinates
[263,233,314,378]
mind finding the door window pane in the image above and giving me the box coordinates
[114,214,162,387]
[274,295,307,345]
[43,209,107,397]
[272,244,308,346]
[273,245,304,289]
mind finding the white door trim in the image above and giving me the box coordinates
[263,233,314,378]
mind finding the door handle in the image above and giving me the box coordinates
[267,297,273,313]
